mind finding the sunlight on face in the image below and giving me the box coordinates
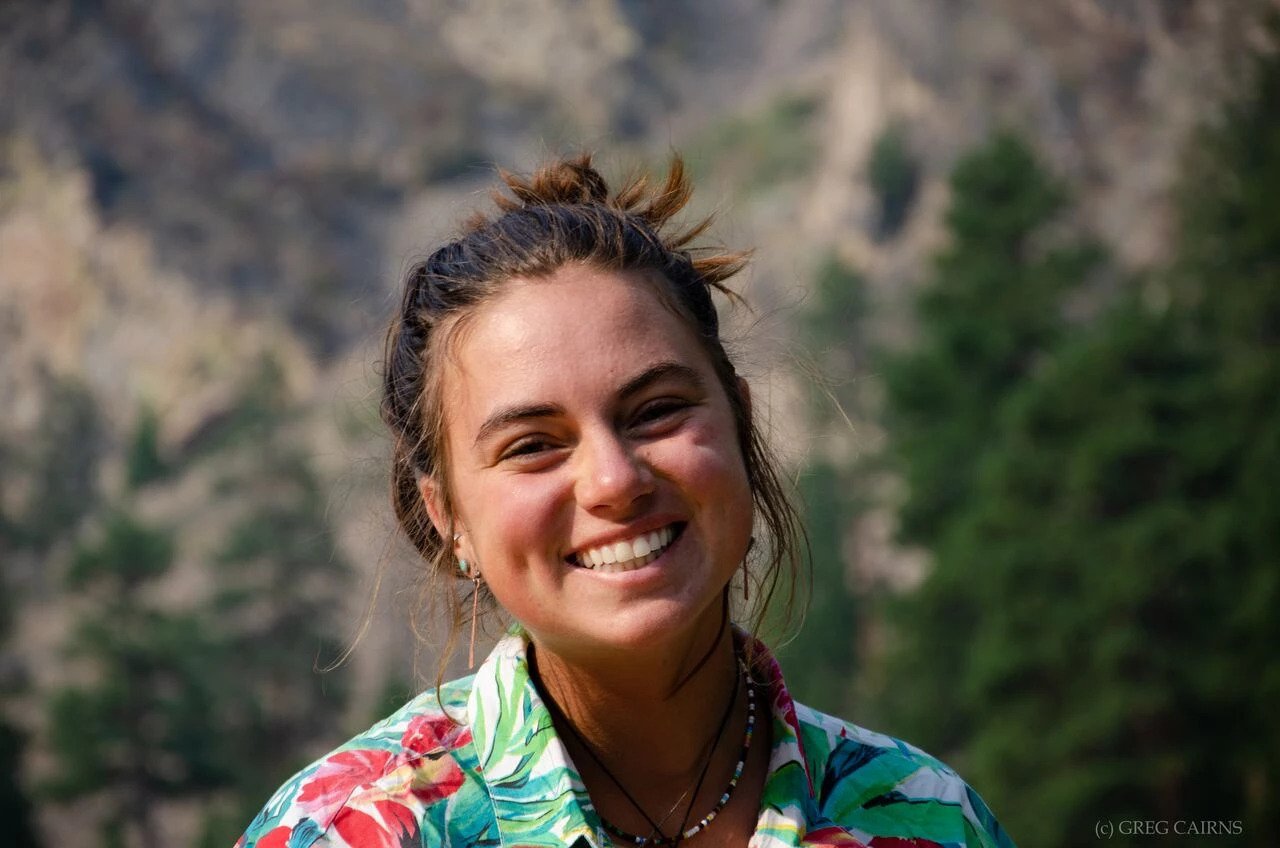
[430,264,754,662]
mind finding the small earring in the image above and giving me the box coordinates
[467,568,481,670]
[453,531,482,668]
[743,536,756,602]
[452,532,482,669]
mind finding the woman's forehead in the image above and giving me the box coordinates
[442,267,713,416]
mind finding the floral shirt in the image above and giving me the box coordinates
[235,633,1015,848]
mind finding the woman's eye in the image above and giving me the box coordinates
[500,438,552,461]
[634,399,691,425]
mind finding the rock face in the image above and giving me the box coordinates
[0,1,1267,844]
[1,0,1247,343]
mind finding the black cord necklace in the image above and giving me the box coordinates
[605,677,756,846]
[530,648,754,847]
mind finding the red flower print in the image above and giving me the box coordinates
[296,748,394,813]
[400,713,470,754]
[773,679,797,721]
[254,825,292,848]
[331,801,420,848]
[747,633,797,722]
[403,751,466,806]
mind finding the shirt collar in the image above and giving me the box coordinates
[466,634,605,848]
[466,630,824,848]
[741,630,828,848]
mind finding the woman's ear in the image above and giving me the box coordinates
[736,376,753,429]
[418,474,460,556]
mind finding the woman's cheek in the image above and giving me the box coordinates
[670,427,750,493]
[476,473,570,567]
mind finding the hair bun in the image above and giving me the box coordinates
[459,153,749,292]
[466,153,691,237]
[497,154,610,209]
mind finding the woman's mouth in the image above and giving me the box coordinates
[570,523,684,573]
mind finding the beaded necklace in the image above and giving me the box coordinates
[531,649,756,846]
[603,680,756,845]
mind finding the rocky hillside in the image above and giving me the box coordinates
[0,1,1270,844]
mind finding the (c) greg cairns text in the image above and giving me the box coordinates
[1094,820,1243,839]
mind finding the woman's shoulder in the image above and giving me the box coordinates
[789,700,1014,848]
[792,699,954,779]
[234,675,485,848]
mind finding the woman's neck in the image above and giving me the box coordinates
[527,604,740,783]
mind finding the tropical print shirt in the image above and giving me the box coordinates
[235,632,1015,848]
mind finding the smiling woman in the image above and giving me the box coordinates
[234,155,1016,848]
[429,265,754,667]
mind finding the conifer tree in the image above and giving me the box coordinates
[45,511,233,848]
[881,133,1101,550]
[0,721,40,847]
[879,25,1280,847]
[2,375,110,847]
[0,521,40,847]
[6,375,104,555]
[867,124,920,240]
[199,357,353,837]
[42,368,356,846]
[875,133,1101,755]
[125,405,169,489]
[776,255,870,715]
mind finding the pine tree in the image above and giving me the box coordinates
[213,447,352,784]
[45,511,235,848]
[0,721,40,847]
[41,364,356,846]
[875,133,1101,756]
[780,460,856,714]
[4,375,105,556]
[775,255,870,715]
[867,124,921,241]
[881,133,1101,551]
[0,485,41,847]
[198,356,353,837]
[125,405,169,489]
[2,375,112,847]
[878,25,1280,847]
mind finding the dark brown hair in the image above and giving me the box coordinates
[380,153,805,678]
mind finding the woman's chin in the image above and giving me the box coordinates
[530,595,727,665]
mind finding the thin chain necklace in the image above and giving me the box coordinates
[605,679,756,846]
[531,648,755,846]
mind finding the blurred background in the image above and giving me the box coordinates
[2,1,1277,846]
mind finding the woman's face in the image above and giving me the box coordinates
[426,264,754,663]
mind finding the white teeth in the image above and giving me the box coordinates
[574,525,678,572]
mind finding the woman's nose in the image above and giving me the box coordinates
[575,428,655,514]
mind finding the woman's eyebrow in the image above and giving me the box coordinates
[618,361,706,399]
[473,362,706,448]
[473,403,563,448]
